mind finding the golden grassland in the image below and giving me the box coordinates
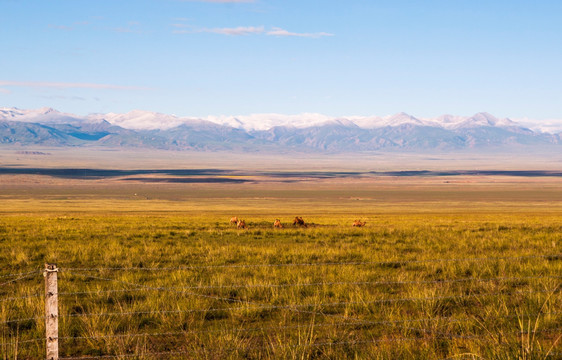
[0,173,561,359]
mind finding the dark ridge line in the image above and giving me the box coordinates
[122,177,249,184]
[375,170,562,177]
[0,167,561,180]
[0,168,231,179]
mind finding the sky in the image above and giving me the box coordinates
[1,0,562,121]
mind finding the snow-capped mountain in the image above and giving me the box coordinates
[205,113,334,131]
[86,110,193,130]
[0,107,85,124]
[450,112,517,129]
[1,107,561,152]
[513,117,562,134]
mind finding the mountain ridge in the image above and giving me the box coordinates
[1,107,561,152]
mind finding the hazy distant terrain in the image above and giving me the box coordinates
[1,107,561,153]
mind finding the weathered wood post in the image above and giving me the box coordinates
[44,263,58,360]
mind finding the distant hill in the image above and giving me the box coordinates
[1,107,560,152]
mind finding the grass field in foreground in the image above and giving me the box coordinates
[0,178,561,360]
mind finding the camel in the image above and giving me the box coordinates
[274,219,284,228]
[293,216,306,227]
[352,220,366,227]
[237,219,247,229]
[230,216,238,226]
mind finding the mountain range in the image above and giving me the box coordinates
[1,107,561,152]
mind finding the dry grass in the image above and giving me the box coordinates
[0,175,561,359]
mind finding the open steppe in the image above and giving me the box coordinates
[0,149,561,359]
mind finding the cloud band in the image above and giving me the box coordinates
[174,26,333,37]
[0,81,148,90]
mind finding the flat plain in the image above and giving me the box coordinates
[0,150,561,359]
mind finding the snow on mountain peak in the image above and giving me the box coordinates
[2,107,562,135]
[512,117,562,134]
[474,112,498,123]
[432,114,467,124]
[205,113,332,131]
[99,110,188,130]
[452,112,504,128]
[383,112,424,126]
[0,107,82,123]
[331,118,358,127]
[38,107,58,114]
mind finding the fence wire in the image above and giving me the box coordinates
[55,271,562,307]
[56,313,561,340]
[1,257,560,357]
[50,269,562,336]
[0,292,42,303]
[3,273,558,324]
[54,326,562,343]
[52,286,562,308]
[0,270,40,279]
[58,268,562,347]
[64,253,561,273]
[62,271,562,293]
[4,323,561,349]
[0,271,40,287]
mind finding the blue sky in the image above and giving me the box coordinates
[1,0,561,120]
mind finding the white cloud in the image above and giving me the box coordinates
[172,23,192,28]
[174,25,333,38]
[182,0,255,2]
[202,26,264,35]
[266,27,334,38]
[0,88,11,94]
[0,81,148,91]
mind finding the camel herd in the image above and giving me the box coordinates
[229,216,247,229]
[229,216,366,229]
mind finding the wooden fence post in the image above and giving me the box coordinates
[44,263,59,360]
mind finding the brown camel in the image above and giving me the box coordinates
[352,220,366,227]
[293,216,306,227]
[237,219,247,229]
[274,219,284,228]
[230,216,238,226]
